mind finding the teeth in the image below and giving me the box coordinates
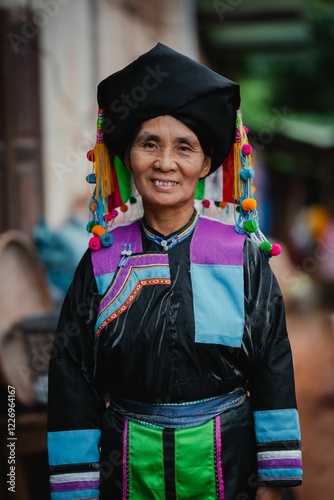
[153,180,177,186]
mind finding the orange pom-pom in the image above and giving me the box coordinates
[120,204,128,213]
[219,201,227,208]
[241,198,257,212]
[92,224,106,237]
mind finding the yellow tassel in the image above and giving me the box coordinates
[233,127,254,201]
[93,142,114,200]
[233,141,242,201]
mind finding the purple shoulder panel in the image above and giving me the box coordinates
[191,217,246,266]
[90,219,143,277]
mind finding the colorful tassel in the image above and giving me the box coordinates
[230,109,277,256]
[233,110,243,202]
[95,109,114,201]
[93,145,113,201]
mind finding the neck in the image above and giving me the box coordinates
[142,204,195,235]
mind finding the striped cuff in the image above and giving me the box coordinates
[253,409,303,485]
[48,429,101,499]
[50,470,100,499]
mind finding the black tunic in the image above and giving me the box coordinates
[47,219,302,500]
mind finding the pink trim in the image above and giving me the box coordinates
[122,418,129,500]
[215,415,225,500]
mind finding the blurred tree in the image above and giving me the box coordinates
[197,0,334,242]
[244,0,334,118]
[273,1,334,115]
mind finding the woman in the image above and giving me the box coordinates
[47,43,302,500]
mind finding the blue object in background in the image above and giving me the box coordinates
[33,216,89,304]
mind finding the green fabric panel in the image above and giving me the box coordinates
[114,155,132,203]
[128,420,166,500]
[195,178,205,200]
[175,419,217,499]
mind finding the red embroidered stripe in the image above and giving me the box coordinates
[95,278,171,337]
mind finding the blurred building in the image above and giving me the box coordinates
[0,0,199,234]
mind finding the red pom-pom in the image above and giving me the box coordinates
[88,236,101,251]
[104,213,113,223]
[87,149,95,162]
[241,143,252,156]
[270,243,282,256]
[111,209,118,218]
[120,204,128,213]
[202,199,210,208]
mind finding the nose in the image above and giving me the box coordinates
[154,147,177,171]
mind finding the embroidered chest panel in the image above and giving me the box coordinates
[91,217,246,347]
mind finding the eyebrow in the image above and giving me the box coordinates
[135,132,160,142]
[135,131,198,145]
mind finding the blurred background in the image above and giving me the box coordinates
[0,0,334,498]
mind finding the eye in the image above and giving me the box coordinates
[143,142,157,149]
[179,145,191,152]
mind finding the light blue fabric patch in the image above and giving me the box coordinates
[51,489,99,500]
[253,409,301,443]
[257,468,303,480]
[191,263,244,347]
[95,272,115,295]
[48,429,101,465]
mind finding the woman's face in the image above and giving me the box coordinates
[125,115,211,214]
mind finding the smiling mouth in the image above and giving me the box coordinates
[152,180,178,186]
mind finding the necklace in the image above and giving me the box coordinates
[142,211,199,251]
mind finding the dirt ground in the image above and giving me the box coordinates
[287,310,334,500]
[270,245,334,500]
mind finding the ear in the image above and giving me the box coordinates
[199,156,211,179]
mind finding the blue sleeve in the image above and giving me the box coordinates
[47,250,105,499]
[245,239,303,487]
